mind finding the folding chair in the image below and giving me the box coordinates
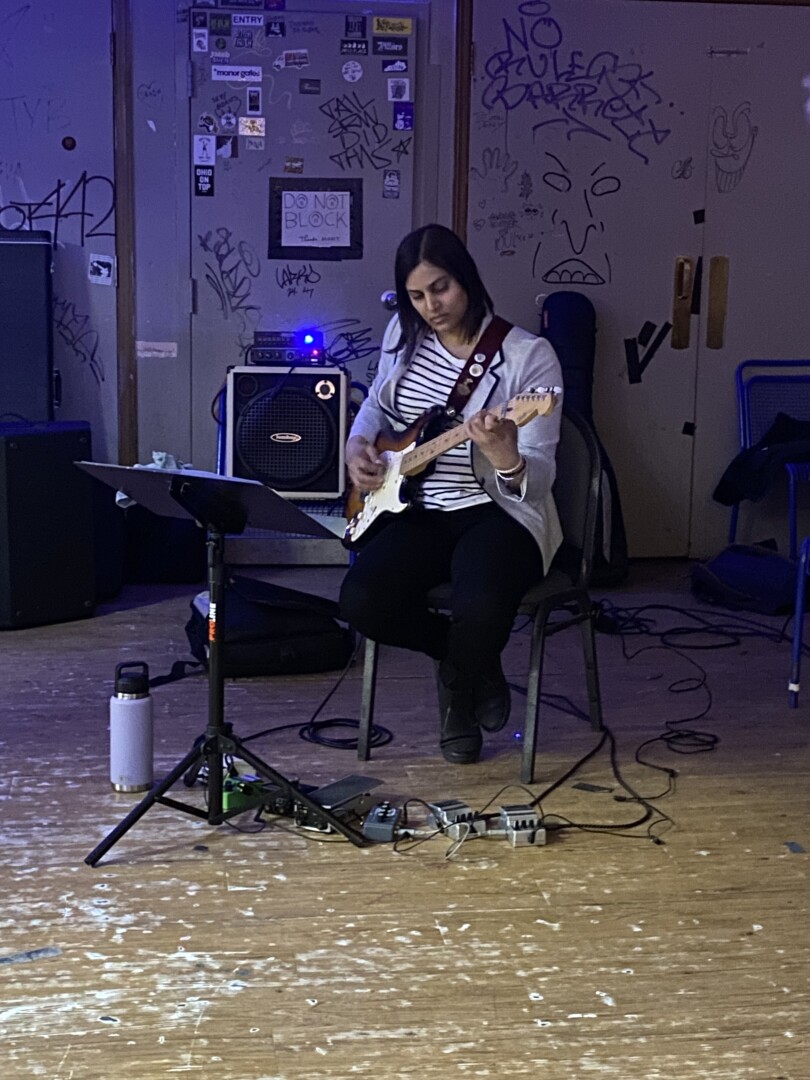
[356,408,605,784]
[729,360,810,560]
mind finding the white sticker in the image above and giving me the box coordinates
[212,64,262,82]
[219,112,237,133]
[387,77,410,102]
[246,137,265,151]
[383,169,401,199]
[193,133,216,164]
[342,60,363,83]
[239,116,265,136]
[192,29,209,53]
[246,86,262,115]
[282,190,351,248]
[232,14,264,27]
[88,253,115,285]
[136,340,179,359]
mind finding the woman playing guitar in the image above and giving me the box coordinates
[340,224,563,765]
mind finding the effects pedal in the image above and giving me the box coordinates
[295,775,383,833]
[362,801,401,843]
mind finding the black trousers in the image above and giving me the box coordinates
[339,502,544,680]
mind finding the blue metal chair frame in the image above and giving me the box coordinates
[789,535,810,707]
[729,360,810,560]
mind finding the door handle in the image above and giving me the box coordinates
[671,256,695,349]
[706,256,729,349]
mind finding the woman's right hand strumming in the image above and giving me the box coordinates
[346,435,386,492]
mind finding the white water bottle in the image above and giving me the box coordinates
[109,661,153,792]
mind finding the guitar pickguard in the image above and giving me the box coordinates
[342,446,413,549]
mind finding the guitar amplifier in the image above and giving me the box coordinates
[225,366,347,499]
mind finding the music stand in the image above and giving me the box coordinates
[77,463,364,865]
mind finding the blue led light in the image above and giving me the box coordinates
[303,333,314,345]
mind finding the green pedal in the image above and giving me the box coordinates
[222,777,266,812]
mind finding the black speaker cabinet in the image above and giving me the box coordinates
[0,421,95,628]
[0,231,54,422]
[225,366,347,498]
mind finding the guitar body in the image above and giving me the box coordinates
[343,390,559,551]
[343,407,445,550]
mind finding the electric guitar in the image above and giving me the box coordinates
[343,389,559,550]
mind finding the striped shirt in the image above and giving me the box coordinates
[394,333,490,511]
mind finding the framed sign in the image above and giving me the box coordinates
[268,177,363,261]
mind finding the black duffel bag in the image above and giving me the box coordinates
[186,575,355,678]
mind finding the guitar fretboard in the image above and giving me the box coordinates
[399,392,555,477]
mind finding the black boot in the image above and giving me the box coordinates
[436,662,482,764]
[473,663,511,733]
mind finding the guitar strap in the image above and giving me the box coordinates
[444,314,513,419]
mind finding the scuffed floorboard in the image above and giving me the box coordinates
[0,564,807,1079]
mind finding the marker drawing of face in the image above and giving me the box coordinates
[532,151,621,285]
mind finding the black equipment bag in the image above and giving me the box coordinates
[690,543,799,615]
[185,575,355,677]
[541,290,629,585]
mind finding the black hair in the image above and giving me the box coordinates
[390,223,493,362]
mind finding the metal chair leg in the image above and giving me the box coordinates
[729,502,740,545]
[578,599,604,731]
[357,637,379,760]
[521,608,549,785]
[789,538,810,708]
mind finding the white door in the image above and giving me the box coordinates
[689,3,810,556]
[468,0,810,557]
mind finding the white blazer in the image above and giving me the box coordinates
[350,315,564,573]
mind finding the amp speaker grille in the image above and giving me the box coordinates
[225,366,347,498]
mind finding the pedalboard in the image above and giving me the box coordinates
[220,769,546,849]
[222,773,382,832]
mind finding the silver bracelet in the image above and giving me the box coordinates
[495,455,526,480]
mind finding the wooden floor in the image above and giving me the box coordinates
[1,560,807,1079]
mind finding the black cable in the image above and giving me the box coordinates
[299,716,393,750]
[524,722,673,843]
[238,639,394,752]
[393,813,446,854]
[598,599,798,651]
[210,380,227,424]
[259,814,350,842]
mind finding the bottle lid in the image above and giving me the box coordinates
[114,661,150,697]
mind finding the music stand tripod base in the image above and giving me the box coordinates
[76,463,365,864]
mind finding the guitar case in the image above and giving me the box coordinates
[541,290,629,585]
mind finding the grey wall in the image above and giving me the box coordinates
[132,0,458,467]
[0,0,118,459]
[0,0,457,465]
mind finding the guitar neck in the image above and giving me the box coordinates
[400,424,469,477]
[398,391,554,477]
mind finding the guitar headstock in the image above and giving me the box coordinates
[500,387,560,427]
